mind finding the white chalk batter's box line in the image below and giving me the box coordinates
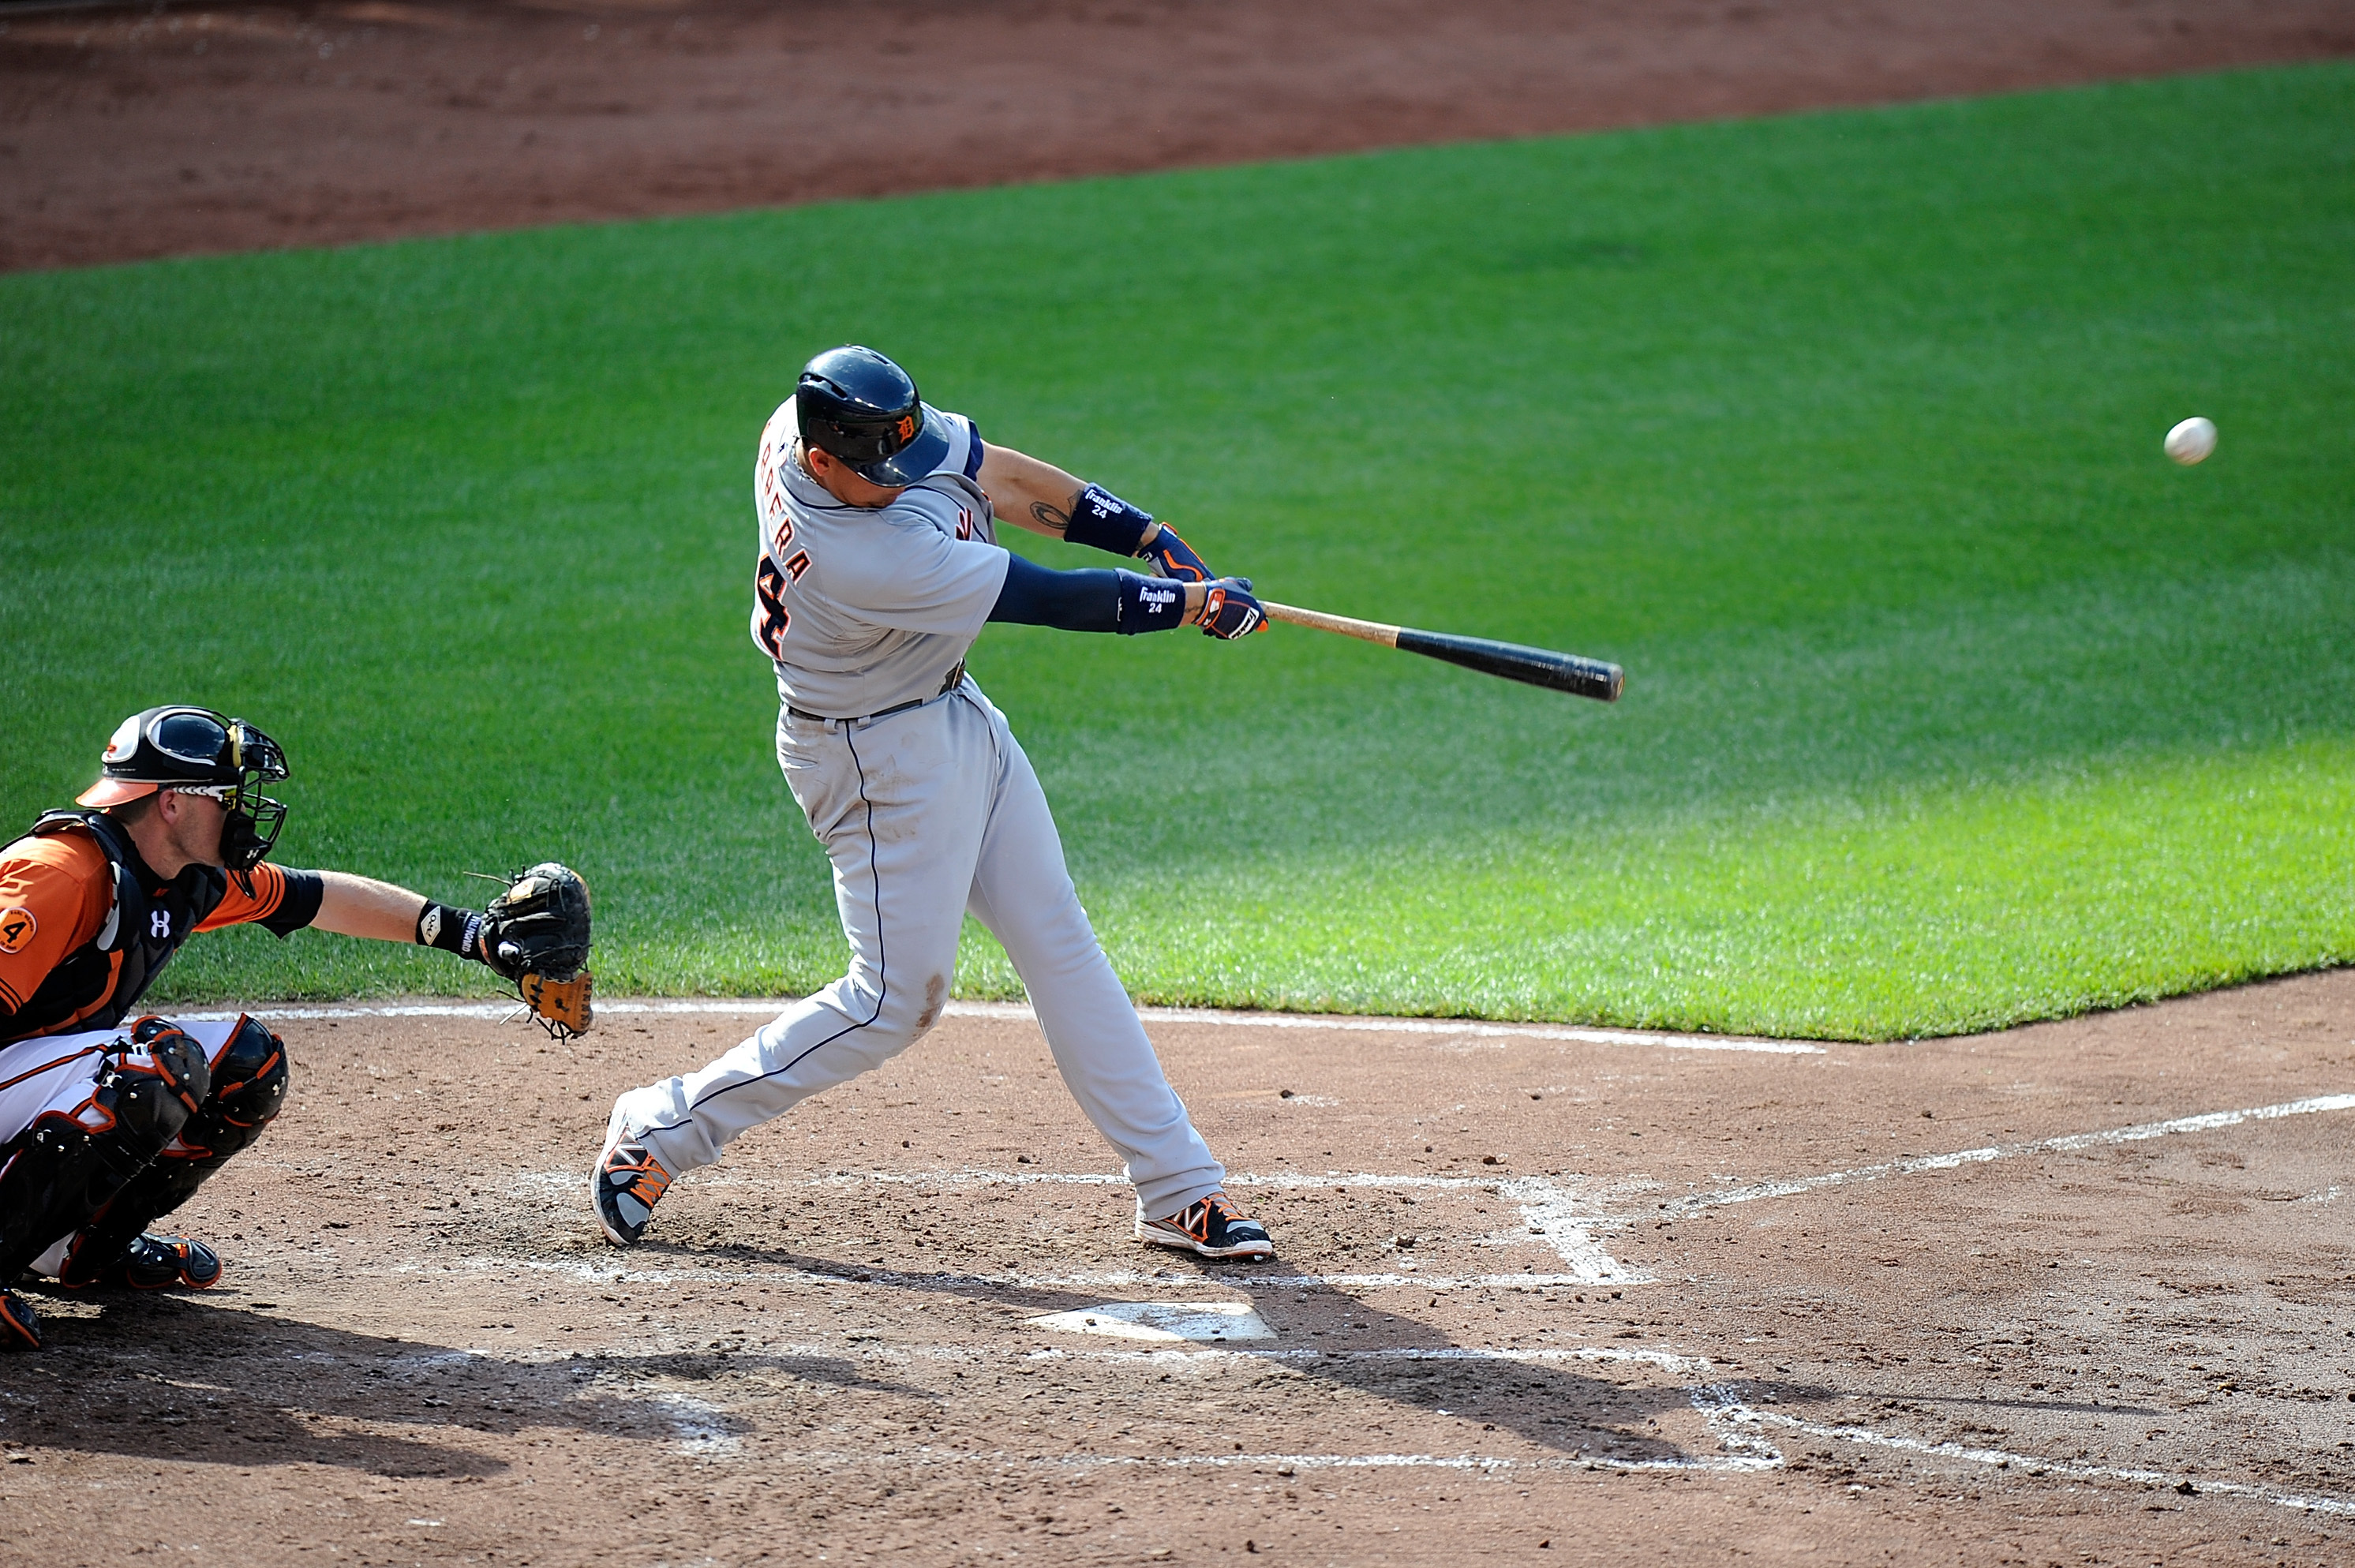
[621,1379,2349,1513]
[496,1087,2355,1291]
[494,1093,2355,1515]
[633,1431,2355,1511]
[470,1253,1626,1293]
[180,999,1821,1054]
[623,1364,2355,1514]
[402,1087,2355,1515]
[474,1342,1777,1476]
[391,1326,2355,1516]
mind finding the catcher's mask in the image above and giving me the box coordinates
[78,705,291,876]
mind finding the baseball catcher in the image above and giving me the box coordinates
[0,705,593,1349]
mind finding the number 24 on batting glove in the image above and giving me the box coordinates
[1196,578,1266,640]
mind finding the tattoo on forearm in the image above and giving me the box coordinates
[1030,496,1074,536]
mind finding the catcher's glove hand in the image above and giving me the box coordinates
[481,863,594,1039]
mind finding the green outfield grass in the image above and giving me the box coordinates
[4,65,2350,1038]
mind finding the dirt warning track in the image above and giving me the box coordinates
[6,0,2355,272]
[2,971,2351,1564]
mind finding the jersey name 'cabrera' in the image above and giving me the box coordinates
[751,400,1005,720]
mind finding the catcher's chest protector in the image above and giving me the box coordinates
[2,811,227,1044]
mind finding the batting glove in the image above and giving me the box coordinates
[1196,577,1266,640]
[1140,521,1214,583]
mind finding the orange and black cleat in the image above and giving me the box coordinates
[1136,1192,1275,1259]
[592,1110,672,1247]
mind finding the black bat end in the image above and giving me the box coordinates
[1395,627,1623,702]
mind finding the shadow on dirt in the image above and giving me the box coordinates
[610,1239,1845,1468]
[0,1287,916,1475]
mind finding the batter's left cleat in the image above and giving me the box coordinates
[82,1234,224,1292]
[1136,1192,1275,1260]
[592,1106,672,1246]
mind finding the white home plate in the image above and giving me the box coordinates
[1027,1301,1275,1343]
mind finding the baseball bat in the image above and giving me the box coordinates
[1259,601,1623,703]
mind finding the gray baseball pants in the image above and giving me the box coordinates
[616,679,1227,1218]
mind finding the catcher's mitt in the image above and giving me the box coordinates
[481,862,593,1039]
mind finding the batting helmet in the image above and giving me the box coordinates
[795,346,951,487]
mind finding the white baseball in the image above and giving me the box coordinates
[2164,416,2216,466]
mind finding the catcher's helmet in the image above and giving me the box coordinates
[77,705,290,873]
[795,346,950,487]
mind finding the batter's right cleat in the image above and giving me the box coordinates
[1136,1192,1275,1260]
[0,1289,42,1351]
[592,1110,671,1247]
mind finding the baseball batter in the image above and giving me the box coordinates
[0,705,591,1350]
[597,346,1275,1259]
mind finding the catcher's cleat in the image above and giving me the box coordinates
[77,1234,223,1292]
[592,1106,672,1247]
[1136,1192,1275,1259]
[0,1289,43,1350]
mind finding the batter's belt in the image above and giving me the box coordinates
[787,660,966,726]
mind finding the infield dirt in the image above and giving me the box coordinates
[6,5,2353,1562]
[2,971,2350,1565]
[5,0,2355,272]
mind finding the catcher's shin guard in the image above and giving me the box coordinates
[0,1019,210,1284]
[58,1017,286,1289]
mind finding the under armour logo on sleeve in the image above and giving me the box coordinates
[151,910,173,939]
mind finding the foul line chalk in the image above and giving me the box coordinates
[1747,1411,2355,1518]
[174,998,1819,1055]
[1667,1092,2355,1217]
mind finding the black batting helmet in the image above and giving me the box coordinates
[795,346,950,487]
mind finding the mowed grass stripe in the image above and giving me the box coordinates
[2,65,2349,1038]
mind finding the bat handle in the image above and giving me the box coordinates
[1258,601,1401,647]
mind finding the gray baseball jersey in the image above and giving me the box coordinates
[608,396,1230,1224]
[751,399,1006,720]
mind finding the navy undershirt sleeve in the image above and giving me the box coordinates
[988,553,1121,633]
